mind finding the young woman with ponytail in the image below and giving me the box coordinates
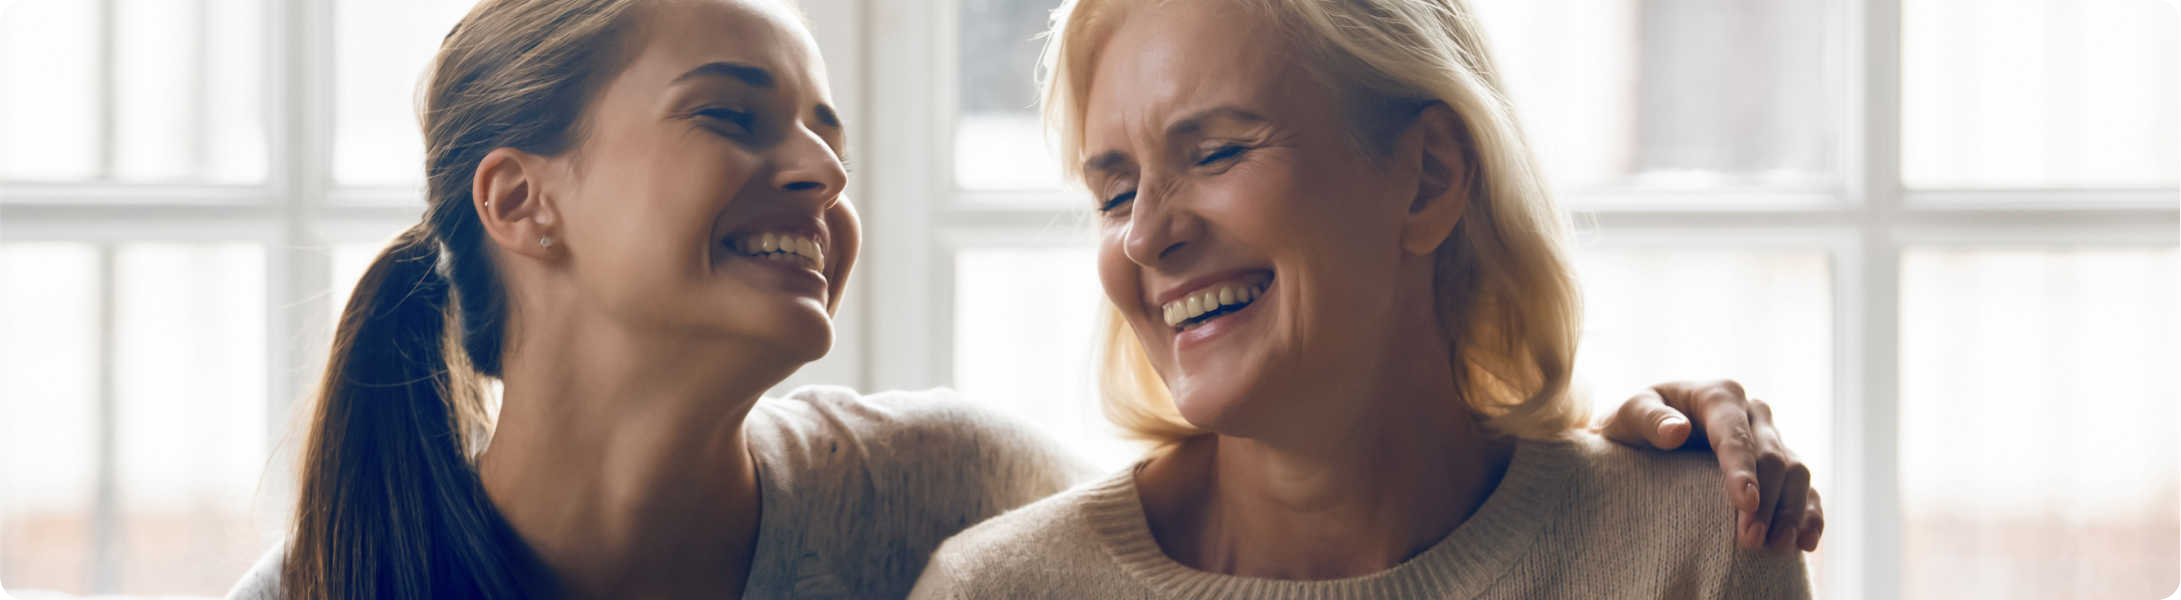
[228,0,1825,597]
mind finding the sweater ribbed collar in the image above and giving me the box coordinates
[1081,438,1579,599]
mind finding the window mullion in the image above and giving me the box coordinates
[191,0,212,177]
[95,0,117,180]
[88,243,119,594]
[262,0,334,501]
[86,0,122,589]
[1849,0,1905,598]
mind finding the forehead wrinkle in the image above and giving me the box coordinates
[1081,1,1296,168]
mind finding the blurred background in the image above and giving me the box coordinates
[0,0,2174,598]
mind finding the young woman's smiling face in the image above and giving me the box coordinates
[543,0,858,363]
[1083,1,1447,438]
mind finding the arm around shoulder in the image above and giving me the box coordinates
[864,388,1101,507]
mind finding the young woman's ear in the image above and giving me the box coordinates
[1398,102,1471,257]
[473,147,563,260]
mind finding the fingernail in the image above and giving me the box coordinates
[1743,480,1759,504]
[1661,415,1687,427]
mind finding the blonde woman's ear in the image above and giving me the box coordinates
[1398,103,1469,256]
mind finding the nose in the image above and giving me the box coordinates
[771,124,848,204]
[1121,180,1204,267]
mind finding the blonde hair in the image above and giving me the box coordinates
[1042,0,1587,448]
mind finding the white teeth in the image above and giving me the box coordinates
[728,232,824,271]
[1159,281,1267,328]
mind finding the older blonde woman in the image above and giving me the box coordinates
[911,0,1813,597]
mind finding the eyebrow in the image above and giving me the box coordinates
[1080,151,1131,180]
[1166,106,1269,138]
[673,61,775,88]
[1079,106,1270,176]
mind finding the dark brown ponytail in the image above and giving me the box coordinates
[282,1,642,597]
[284,226,541,598]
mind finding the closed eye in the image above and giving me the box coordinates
[696,108,755,135]
[1099,190,1136,213]
[1196,145,1247,166]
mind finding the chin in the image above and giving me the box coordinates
[1166,374,1281,437]
[729,300,835,364]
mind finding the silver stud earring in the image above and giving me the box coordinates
[538,236,553,249]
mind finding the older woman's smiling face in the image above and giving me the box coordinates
[1084,0,1446,438]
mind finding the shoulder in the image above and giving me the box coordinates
[747,385,1000,463]
[224,543,285,600]
[756,385,1097,492]
[1533,432,1741,544]
[1551,432,1733,509]
[912,469,1134,599]
[932,470,1114,563]
[743,386,1103,597]
[759,385,1047,453]
[1530,433,1811,598]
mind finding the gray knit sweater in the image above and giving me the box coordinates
[910,433,1811,599]
[226,386,1097,599]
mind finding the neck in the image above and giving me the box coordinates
[1138,328,1511,580]
[479,317,795,598]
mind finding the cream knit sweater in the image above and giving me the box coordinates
[911,433,1811,599]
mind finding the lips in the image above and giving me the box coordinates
[1150,269,1275,331]
[723,231,823,271]
[715,212,830,274]
[1162,280,1268,329]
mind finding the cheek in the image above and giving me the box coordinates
[569,161,713,290]
[1095,228,1171,352]
[823,200,862,310]
[1207,159,1403,334]
[1094,230,1139,313]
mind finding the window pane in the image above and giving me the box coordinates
[114,0,266,183]
[0,0,100,181]
[1472,0,1841,196]
[955,0,1064,192]
[333,0,476,185]
[110,243,269,594]
[953,246,1135,469]
[0,0,265,184]
[1903,0,2179,189]
[0,243,102,593]
[1900,247,2180,599]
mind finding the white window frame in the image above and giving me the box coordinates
[1,0,2174,597]
[855,2,2181,600]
